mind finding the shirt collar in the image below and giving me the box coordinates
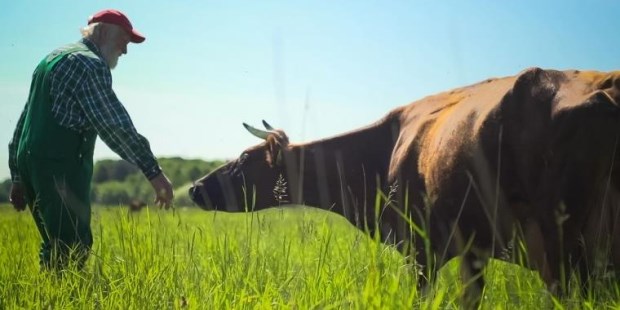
[80,38,105,60]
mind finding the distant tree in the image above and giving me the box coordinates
[92,163,110,183]
[90,157,225,206]
[92,159,139,184]
[111,160,139,181]
[96,181,131,205]
[0,157,228,205]
[188,166,203,181]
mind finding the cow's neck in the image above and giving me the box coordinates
[281,116,399,223]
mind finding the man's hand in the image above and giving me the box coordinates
[149,173,174,209]
[9,183,27,212]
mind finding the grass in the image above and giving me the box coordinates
[0,203,618,309]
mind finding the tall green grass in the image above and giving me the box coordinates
[0,204,618,309]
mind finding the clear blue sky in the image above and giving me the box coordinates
[2,1,620,181]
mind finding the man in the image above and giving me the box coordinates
[7,9,174,270]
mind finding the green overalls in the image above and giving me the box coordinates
[16,44,98,270]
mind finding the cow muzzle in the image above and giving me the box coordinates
[189,183,214,210]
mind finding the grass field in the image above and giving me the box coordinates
[0,203,618,309]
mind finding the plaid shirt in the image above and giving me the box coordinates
[8,39,161,183]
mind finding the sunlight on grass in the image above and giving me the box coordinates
[0,204,618,309]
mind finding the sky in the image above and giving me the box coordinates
[2,1,620,181]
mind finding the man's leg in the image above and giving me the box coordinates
[18,159,53,269]
[28,158,93,270]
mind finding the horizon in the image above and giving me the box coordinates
[3,1,620,181]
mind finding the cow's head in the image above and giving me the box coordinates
[189,121,290,211]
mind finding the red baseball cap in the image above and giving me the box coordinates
[88,9,145,43]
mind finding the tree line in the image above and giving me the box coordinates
[0,157,224,207]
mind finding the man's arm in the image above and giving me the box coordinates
[78,65,160,177]
[77,64,173,207]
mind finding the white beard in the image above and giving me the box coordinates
[100,44,120,70]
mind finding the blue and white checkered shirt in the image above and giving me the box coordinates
[8,38,161,183]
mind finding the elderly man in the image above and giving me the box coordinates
[7,9,174,270]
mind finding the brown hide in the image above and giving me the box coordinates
[191,115,399,230]
[280,120,399,226]
[387,68,620,293]
[190,68,620,300]
[129,200,146,212]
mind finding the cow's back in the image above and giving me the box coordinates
[385,68,620,291]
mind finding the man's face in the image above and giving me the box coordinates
[100,26,130,69]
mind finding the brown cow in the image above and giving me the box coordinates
[190,68,620,305]
[129,200,146,212]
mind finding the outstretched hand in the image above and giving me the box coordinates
[149,173,174,209]
[9,183,27,212]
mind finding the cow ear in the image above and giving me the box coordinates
[265,131,289,167]
[266,149,284,167]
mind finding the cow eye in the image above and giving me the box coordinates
[239,153,249,162]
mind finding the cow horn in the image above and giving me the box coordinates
[262,120,275,130]
[243,123,270,140]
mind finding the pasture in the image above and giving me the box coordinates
[0,204,617,309]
